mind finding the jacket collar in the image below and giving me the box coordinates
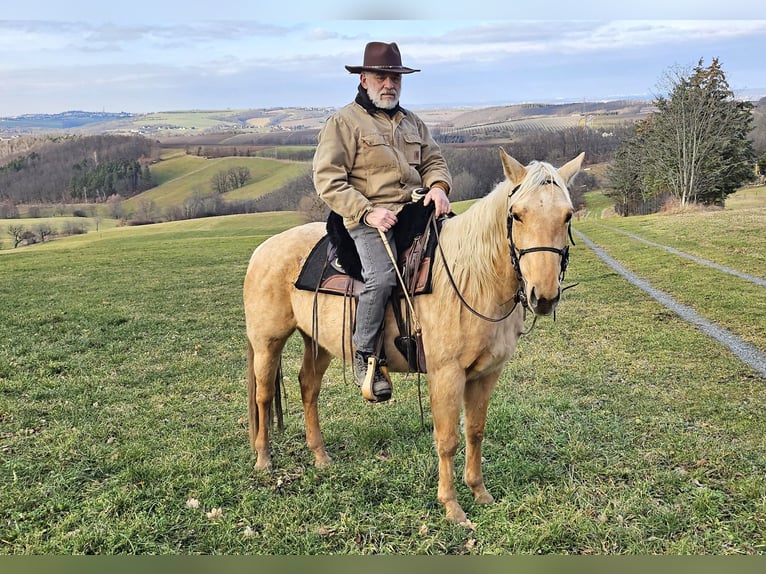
[355,84,405,118]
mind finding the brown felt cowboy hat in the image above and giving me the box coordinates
[345,42,420,74]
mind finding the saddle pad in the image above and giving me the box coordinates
[294,234,364,296]
[294,229,437,298]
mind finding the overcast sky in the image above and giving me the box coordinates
[1,1,764,116]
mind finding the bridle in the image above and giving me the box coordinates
[507,178,576,312]
[434,177,576,324]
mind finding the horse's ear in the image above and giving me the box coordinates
[558,152,585,184]
[500,147,526,184]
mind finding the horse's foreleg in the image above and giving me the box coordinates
[298,333,332,468]
[429,369,468,524]
[463,371,501,505]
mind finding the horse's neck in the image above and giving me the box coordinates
[437,183,518,304]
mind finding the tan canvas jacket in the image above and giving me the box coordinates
[313,101,452,229]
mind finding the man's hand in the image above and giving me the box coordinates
[364,207,398,232]
[423,186,451,218]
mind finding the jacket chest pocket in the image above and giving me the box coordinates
[402,133,422,166]
[360,133,396,169]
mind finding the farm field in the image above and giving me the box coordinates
[122,153,307,213]
[0,189,765,554]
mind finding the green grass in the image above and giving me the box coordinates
[1,195,765,554]
[122,155,307,213]
[575,188,766,350]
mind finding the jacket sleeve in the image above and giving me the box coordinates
[313,115,372,223]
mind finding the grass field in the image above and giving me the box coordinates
[1,189,765,554]
[122,154,307,214]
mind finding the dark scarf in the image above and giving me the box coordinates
[355,83,405,117]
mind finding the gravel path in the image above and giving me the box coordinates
[575,229,766,377]
[604,226,766,288]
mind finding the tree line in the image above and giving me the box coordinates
[0,134,160,204]
[68,157,153,201]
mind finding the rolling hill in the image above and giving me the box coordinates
[1,100,652,140]
[122,152,307,213]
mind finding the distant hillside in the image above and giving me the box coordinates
[0,111,135,132]
[0,108,333,139]
[121,152,307,217]
[0,101,651,141]
[0,134,159,205]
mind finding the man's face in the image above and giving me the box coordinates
[361,72,402,110]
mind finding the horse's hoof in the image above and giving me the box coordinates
[253,459,272,473]
[474,490,495,505]
[444,503,467,525]
[314,454,332,468]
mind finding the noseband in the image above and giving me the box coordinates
[507,178,575,311]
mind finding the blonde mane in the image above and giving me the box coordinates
[433,161,571,303]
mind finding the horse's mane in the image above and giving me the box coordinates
[434,161,571,303]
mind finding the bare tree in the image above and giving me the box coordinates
[449,170,480,202]
[211,171,230,194]
[226,167,251,189]
[135,199,157,223]
[36,223,54,242]
[7,224,26,248]
[298,194,329,222]
[107,194,125,219]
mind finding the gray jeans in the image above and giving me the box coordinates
[347,224,398,354]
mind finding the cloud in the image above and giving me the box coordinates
[1,18,764,115]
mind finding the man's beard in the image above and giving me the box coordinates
[367,86,399,110]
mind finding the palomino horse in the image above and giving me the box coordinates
[243,149,584,524]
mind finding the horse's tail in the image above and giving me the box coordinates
[246,339,258,449]
[246,339,284,450]
[274,361,284,431]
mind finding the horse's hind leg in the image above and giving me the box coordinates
[298,332,333,468]
[462,370,501,505]
[247,336,289,472]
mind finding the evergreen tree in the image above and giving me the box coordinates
[609,58,755,212]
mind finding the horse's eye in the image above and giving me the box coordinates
[512,213,522,223]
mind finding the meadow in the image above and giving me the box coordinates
[122,153,306,213]
[0,189,764,554]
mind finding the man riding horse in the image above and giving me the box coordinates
[312,41,453,403]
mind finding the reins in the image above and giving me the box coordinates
[430,215,521,323]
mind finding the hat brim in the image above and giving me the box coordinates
[345,65,420,74]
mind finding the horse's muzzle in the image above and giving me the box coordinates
[527,285,560,316]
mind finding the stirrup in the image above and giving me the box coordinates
[360,355,392,403]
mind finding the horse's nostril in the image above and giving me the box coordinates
[529,286,538,306]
